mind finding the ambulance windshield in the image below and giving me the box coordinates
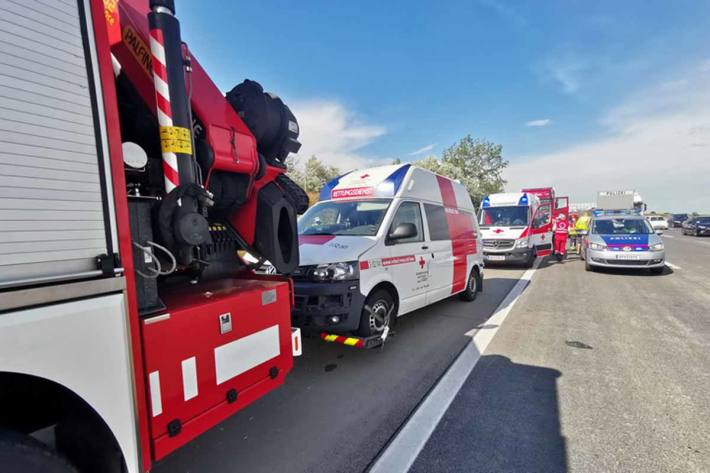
[480,206,529,227]
[298,199,392,236]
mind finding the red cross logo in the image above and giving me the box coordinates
[418,256,426,269]
[493,228,504,234]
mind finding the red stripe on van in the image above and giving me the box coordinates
[299,235,336,245]
[436,176,477,294]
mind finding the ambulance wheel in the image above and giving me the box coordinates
[459,268,479,301]
[524,250,536,268]
[585,259,594,272]
[357,289,395,337]
[0,429,77,473]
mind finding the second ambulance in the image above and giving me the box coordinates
[292,164,484,336]
[479,192,553,266]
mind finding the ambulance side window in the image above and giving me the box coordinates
[424,204,450,241]
[388,201,424,244]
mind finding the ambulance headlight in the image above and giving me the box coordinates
[515,238,529,248]
[309,261,359,281]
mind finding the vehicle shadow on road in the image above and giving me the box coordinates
[410,355,567,473]
[590,265,674,277]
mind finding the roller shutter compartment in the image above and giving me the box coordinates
[0,0,116,288]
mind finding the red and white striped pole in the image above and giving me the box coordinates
[148,0,197,194]
[148,27,180,193]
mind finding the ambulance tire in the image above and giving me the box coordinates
[524,250,536,268]
[0,429,77,473]
[585,258,595,272]
[459,268,480,301]
[357,289,395,337]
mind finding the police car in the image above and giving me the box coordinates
[293,164,484,337]
[582,214,665,274]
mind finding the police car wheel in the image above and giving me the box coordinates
[459,268,479,301]
[357,290,394,337]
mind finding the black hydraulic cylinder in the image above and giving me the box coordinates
[148,4,198,189]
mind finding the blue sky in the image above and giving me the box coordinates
[179,1,710,212]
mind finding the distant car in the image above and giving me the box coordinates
[581,215,665,274]
[647,215,669,231]
[681,216,710,236]
[671,213,688,227]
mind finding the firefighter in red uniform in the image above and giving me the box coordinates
[553,214,569,261]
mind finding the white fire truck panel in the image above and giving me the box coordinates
[0,289,140,473]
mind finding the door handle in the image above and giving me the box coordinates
[421,245,429,250]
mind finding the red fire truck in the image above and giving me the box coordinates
[521,187,569,222]
[0,1,306,471]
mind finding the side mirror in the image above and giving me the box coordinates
[389,222,417,241]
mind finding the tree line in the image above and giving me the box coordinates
[286,135,508,208]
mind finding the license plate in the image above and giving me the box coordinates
[616,254,638,260]
[488,255,505,261]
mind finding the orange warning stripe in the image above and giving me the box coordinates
[320,333,365,348]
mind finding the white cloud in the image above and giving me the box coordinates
[539,54,597,95]
[476,0,528,28]
[290,100,385,172]
[505,63,710,213]
[409,143,437,156]
[525,119,551,127]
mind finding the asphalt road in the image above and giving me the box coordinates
[154,265,526,473]
[155,229,710,472]
[411,228,710,473]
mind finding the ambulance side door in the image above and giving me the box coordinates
[423,203,454,304]
[385,201,430,314]
[531,204,553,257]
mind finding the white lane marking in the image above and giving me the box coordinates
[662,234,674,238]
[369,258,540,473]
[665,262,682,270]
[182,356,199,401]
[149,371,162,417]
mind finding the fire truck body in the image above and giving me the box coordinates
[0,1,305,472]
[521,187,570,221]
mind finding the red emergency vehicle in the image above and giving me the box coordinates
[521,187,569,222]
[0,1,305,472]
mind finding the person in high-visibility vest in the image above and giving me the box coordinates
[553,214,569,261]
[574,213,592,254]
[568,214,578,250]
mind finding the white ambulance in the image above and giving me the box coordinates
[479,192,553,266]
[293,164,484,336]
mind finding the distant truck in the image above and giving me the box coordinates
[596,190,646,214]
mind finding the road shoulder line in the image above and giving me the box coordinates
[368,259,540,473]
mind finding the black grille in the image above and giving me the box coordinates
[482,239,515,250]
[605,259,651,266]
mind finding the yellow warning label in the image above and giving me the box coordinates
[103,0,121,45]
[160,126,193,155]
